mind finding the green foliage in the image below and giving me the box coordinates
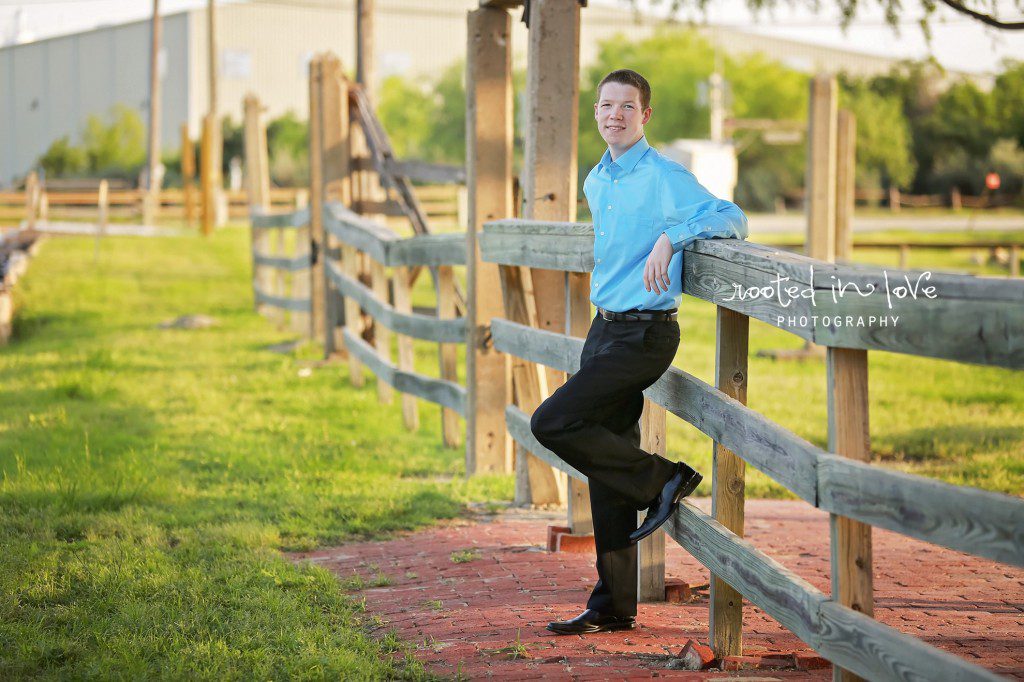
[994,60,1024,148]
[378,76,436,160]
[82,104,147,178]
[267,111,309,187]
[839,77,916,189]
[38,136,88,178]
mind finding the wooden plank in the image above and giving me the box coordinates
[253,253,312,271]
[665,502,826,645]
[322,202,395,264]
[816,601,1002,682]
[320,55,350,357]
[835,110,855,262]
[826,347,873,682]
[386,158,465,185]
[521,0,580,465]
[325,260,466,342]
[254,288,312,312]
[342,328,466,416]
[341,245,365,387]
[370,258,393,405]
[181,124,196,229]
[308,56,327,345]
[817,455,1024,568]
[393,265,420,431]
[387,234,467,266]
[481,219,593,272]
[200,114,215,236]
[710,306,749,656]
[251,208,310,229]
[638,399,666,602]
[499,264,562,507]
[807,74,837,263]
[437,265,461,448]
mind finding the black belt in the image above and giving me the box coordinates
[598,307,677,322]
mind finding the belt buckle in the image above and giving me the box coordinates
[600,309,614,321]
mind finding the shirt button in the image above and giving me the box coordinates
[600,231,605,236]
[607,205,612,210]
[597,258,602,262]
[594,282,599,287]
[613,179,618,184]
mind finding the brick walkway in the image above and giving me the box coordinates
[291,499,1024,679]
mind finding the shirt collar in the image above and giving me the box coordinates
[598,135,651,175]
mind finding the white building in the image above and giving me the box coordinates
[0,0,982,185]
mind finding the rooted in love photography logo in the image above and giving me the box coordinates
[721,266,939,328]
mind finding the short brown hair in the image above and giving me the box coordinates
[597,69,651,110]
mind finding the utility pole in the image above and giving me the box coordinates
[356,0,375,108]
[206,0,223,227]
[709,50,725,143]
[145,0,163,224]
[207,0,217,117]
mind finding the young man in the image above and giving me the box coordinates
[530,69,748,635]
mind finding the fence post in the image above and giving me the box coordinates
[291,192,311,335]
[1011,244,1020,278]
[244,94,273,317]
[24,171,38,229]
[827,346,874,682]
[308,57,327,345]
[370,257,393,404]
[200,113,216,236]
[437,265,461,447]
[566,274,594,537]
[834,109,855,262]
[465,6,514,475]
[181,124,196,229]
[710,306,750,656]
[888,186,901,213]
[94,179,109,263]
[517,0,582,507]
[637,399,666,601]
[393,265,419,430]
[320,54,350,358]
[807,73,837,264]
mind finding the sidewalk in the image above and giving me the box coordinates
[292,499,1024,680]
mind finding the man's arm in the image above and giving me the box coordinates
[643,168,748,294]
[658,169,748,253]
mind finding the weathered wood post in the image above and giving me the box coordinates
[309,57,327,346]
[393,264,419,430]
[181,124,196,229]
[834,109,855,262]
[827,346,873,682]
[437,265,460,446]
[94,179,109,264]
[710,307,750,655]
[465,5,514,475]
[244,94,272,316]
[516,0,584,508]
[1011,244,1021,278]
[370,256,393,404]
[24,172,38,230]
[807,74,837,265]
[200,113,216,236]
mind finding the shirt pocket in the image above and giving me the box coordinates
[618,213,659,254]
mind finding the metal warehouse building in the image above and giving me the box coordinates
[0,0,964,185]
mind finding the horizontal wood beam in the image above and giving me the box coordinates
[251,207,310,229]
[323,202,466,266]
[342,327,466,415]
[253,253,312,272]
[325,259,467,343]
[253,288,311,312]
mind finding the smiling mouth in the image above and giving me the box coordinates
[606,125,625,131]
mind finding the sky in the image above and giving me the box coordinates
[0,0,1022,75]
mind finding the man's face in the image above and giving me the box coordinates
[594,81,652,148]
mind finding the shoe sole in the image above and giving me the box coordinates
[546,621,636,635]
[629,471,703,544]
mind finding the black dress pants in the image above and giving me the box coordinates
[530,311,681,617]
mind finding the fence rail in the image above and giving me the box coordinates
[479,218,1024,682]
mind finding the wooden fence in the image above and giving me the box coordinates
[479,219,1023,682]
[239,34,1024,680]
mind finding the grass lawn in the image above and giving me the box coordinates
[1,221,1020,678]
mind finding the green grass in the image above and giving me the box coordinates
[0,226,509,679]
[1,220,1021,677]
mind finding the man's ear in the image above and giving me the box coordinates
[642,107,653,125]
[593,102,598,119]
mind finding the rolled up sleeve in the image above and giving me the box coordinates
[659,169,749,254]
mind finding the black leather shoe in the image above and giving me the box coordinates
[629,462,702,544]
[546,609,636,635]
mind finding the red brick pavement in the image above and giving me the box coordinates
[291,499,1024,680]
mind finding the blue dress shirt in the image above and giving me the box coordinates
[583,135,749,312]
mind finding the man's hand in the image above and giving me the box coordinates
[643,233,674,294]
